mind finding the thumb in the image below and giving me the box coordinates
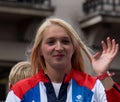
[93,52,100,60]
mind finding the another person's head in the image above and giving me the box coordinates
[30,17,92,74]
[9,61,32,89]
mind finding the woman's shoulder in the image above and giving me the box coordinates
[10,75,41,99]
[72,69,97,89]
[11,76,38,91]
[11,70,49,94]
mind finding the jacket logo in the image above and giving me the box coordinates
[75,95,82,102]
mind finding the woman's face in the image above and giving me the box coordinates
[40,25,74,69]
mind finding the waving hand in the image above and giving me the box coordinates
[92,37,119,76]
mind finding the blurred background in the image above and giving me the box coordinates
[0,0,120,101]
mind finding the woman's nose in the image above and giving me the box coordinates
[55,42,64,51]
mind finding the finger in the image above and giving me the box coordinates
[111,39,116,53]
[101,40,107,53]
[107,37,112,52]
[112,44,119,57]
[93,52,100,60]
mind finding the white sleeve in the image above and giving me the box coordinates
[92,79,107,102]
[5,90,21,102]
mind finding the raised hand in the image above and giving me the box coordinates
[92,37,119,76]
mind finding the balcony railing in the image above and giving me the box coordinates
[0,0,49,4]
[0,0,52,8]
[83,0,120,14]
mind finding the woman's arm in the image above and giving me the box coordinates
[91,37,119,90]
[91,37,120,101]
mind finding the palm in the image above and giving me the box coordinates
[92,37,119,75]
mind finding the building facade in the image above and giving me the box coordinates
[0,0,120,101]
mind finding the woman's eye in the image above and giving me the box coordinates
[62,40,70,44]
[47,40,55,45]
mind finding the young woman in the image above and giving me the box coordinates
[6,17,120,102]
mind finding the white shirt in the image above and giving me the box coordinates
[52,82,62,97]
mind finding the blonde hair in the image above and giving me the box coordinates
[9,61,32,87]
[30,17,92,74]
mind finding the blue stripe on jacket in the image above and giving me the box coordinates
[21,83,40,102]
[72,79,93,102]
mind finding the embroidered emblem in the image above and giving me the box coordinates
[75,95,83,102]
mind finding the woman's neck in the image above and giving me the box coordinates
[45,64,71,83]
